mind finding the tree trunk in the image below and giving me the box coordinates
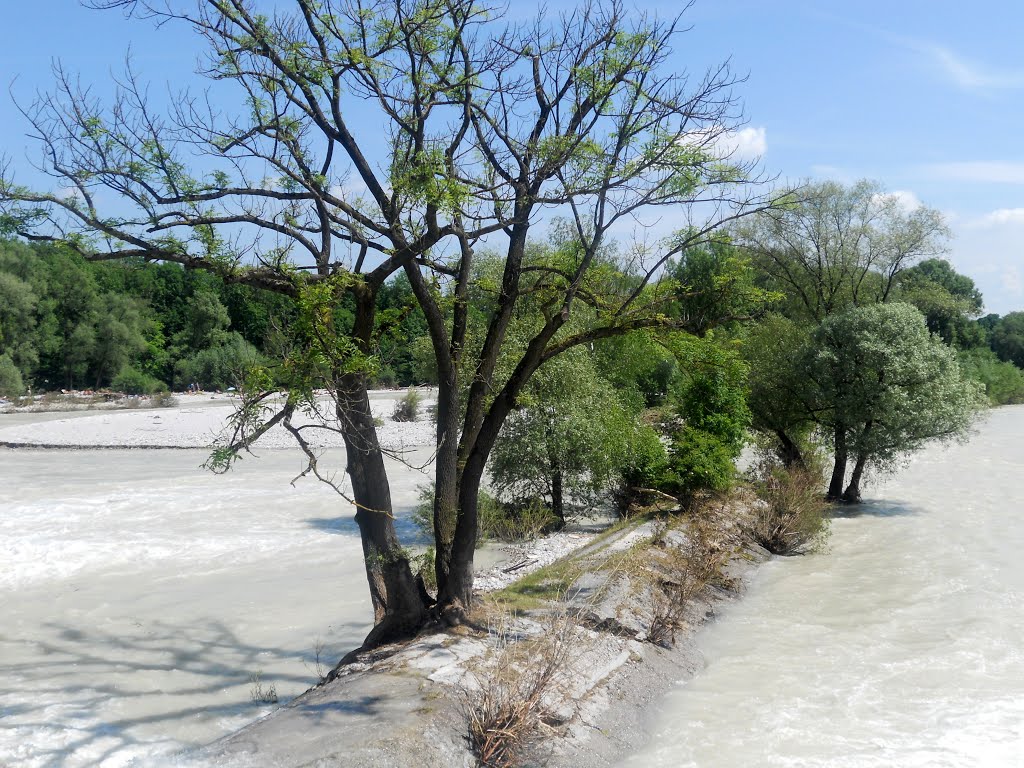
[436,452,484,623]
[432,371,461,595]
[842,421,873,503]
[335,380,428,650]
[775,429,806,470]
[550,462,565,528]
[827,425,847,500]
[842,453,867,503]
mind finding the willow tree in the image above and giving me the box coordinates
[808,303,984,501]
[736,180,950,323]
[1,0,775,648]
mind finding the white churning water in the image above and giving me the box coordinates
[0,442,431,768]
[623,405,1024,768]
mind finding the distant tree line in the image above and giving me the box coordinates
[0,238,438,395]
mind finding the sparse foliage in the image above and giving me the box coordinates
[391,388,422,423]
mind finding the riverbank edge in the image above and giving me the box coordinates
[194,498,770,768]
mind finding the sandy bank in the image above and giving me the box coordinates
[0,390,435,452]
[183,502,769,768]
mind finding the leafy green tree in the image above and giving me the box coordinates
[808,303,984,501]
[90,292,151,388]
[988,312,1024,368]
[0,270,40,378]
[489,348,634,525]
[0,0,777,649]
[741,314,817,468]
[176,289,231,351]
[897,258,985,347]
[659,335,751,498]
[669,237,772,336]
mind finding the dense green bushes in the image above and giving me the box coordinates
[959,347,1024,405]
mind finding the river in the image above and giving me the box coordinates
[623,405,1024,767]
[0,413,440,768]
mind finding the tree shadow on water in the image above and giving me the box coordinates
[305,505,427,544]
[832,499,923,518]
[0,615,369,766]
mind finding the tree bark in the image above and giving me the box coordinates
[431,368,461,594]
[335,380,428,647]
[550,461,565,528]
[436,452,485,622]
[827,424,847,500]
[775,429,806,469]
[842,452,867,503]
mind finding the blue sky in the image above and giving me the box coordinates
[3,0,1023,313]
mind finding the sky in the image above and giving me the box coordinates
[3,0,1024,314]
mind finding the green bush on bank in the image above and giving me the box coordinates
[111,365,167,395]
[0,353,25,397]
[958,347,1024,405]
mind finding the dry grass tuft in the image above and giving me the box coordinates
[645,510,733,647]
[746,455,830,555]
[463,609,575,768]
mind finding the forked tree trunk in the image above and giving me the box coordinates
[827,425,847,500]
[843,453,868,503]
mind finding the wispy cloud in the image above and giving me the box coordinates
[969,207,1024,228]
[901,38,1024,91]
[923,162,1024,184]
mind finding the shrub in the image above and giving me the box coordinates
[746,453,830,555]
[958,347,1024,405]
[111,364,166,395]
[391,388,422,422]
[657,335,751,501]
[413,486,557,544]
[173,332,261,391]
[482,497,558,543]
[0,354,24,397]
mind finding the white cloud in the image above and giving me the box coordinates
[923,162,1024,184]
[974,208,1024,227]
[947,217,1024,314]
[722,127,767,159]
[904,39,1024,91]
[679,125,767,161]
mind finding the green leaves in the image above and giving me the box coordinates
[390,148,468,214]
